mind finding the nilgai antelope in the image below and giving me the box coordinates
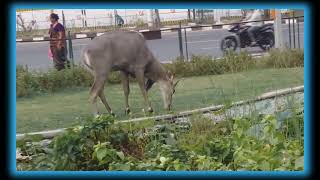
[82,31,180,117]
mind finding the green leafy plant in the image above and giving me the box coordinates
[17,101,304,171]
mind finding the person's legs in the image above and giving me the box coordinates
[53,47,70,70]
[52,48,65,71]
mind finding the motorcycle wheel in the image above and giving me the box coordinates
[221,36,238,52]
[258,32,275,51]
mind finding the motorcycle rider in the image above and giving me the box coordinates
[243,9,264,46]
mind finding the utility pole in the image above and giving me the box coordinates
[274,9,284,49]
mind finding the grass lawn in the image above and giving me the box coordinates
[16,67,304,133]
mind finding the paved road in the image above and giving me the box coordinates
[16,23,304,71]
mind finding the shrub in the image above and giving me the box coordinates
[263,48,304,68]
[165,51,256,78]
[16,108,304,171]
[135,19,146,28]
[220,50,256,73]
[16,65,93,97]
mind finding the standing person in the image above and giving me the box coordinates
[48,13,70,71]
[243,9,264,45]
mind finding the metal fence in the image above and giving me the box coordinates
[16,9,294,38]
[16,15,304,71]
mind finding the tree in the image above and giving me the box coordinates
[241,9,250,18]
[16,14,27,32]
[154,9,161,28]
[81,9,87,28]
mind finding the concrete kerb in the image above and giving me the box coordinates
[16,19,303,42]
[16,85,304,141]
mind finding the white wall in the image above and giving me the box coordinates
[17,9,272,31]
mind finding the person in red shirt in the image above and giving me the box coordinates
[48,13,70,70]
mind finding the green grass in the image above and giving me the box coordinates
[16,68,304,133]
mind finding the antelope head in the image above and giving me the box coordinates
[159,71,181,111]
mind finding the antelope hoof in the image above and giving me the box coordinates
[125,108,131,115]
[110,111,115,117]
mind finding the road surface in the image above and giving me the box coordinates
[16,23,304,71]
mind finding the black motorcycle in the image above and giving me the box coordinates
[220,23,275,52]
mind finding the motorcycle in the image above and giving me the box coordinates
[220,23,275,52]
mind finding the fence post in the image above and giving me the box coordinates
[274,10,284,49]
[62,10,68,56]
[297,17,300,49]
[94,17,96,30]
[114,9,117,29]
[184,27,189,61]
[292,11,296,49]
[178,22,184,60]
[68,31,74,67]
[193,9,196,22]
[288,16,291,48]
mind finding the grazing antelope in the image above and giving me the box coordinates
[82,31,180,117]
